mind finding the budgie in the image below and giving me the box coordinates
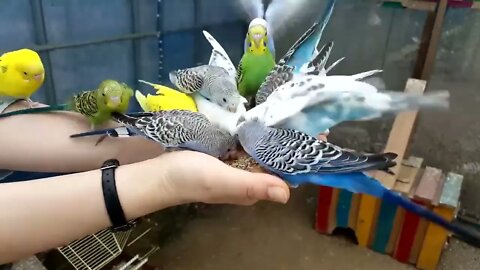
[237,17,276,107]
[135,79,197,112]
[236,0,314,107]
[0,79,134,129]
[236,119,480,247]
[169,65,245,113]
[70,110,239,160]
[0,48,45,107]
[243,73,449,138]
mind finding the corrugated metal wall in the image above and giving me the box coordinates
[0,0,246,112]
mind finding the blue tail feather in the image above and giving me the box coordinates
[293,172,480,248]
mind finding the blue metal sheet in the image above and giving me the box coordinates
[48,41,135,104]
[0,0,36,51]
[197,0,245,26]
[42,0,132,44]
[162,0,195,32]
[161,31,195,86]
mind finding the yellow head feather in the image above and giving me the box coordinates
[246,25,269,56]
[0,48,45,99]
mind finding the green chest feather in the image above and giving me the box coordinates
[238,53,275,97]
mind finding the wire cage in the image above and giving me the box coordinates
[57,229,132,270]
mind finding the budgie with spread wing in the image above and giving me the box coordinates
[0,48,45,107]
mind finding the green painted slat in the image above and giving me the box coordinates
[372,200,398,253]
[336,189,353,228]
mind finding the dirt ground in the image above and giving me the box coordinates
[147,186,480,270]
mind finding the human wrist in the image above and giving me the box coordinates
[114,158,191,221]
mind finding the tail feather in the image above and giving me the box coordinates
[305,172,480,248]
[324,57,345,74]
[305,41,334,75]
[70,126,136,139]
[351,69,383,81]
[0,104,69,118]
[135,90,150,112]
[386,90,450,111]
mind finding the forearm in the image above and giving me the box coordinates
[0,101,164,172]
[0,157,184,263]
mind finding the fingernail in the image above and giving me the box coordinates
[267,186,288,204]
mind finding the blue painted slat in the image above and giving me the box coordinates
[336,189,353,228]
[42,0,132,44]
[372,201,399,253]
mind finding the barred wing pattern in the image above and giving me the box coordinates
[254,127,392,175]
[255,64,294,105]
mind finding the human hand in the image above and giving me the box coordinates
[153,151,290,206]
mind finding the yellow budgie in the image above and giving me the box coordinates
[0,48,45,107]
[135,79,197,112]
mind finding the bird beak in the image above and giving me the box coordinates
[33,74,43,82]
[107,96,121,108]
[252,33,263,47]
[228,105,237,113]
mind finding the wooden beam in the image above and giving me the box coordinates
[412,0,448,80]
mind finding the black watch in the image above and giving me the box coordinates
[101,159,137,232]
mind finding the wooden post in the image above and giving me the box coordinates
[412,0,448,80]
[356,79,427,247]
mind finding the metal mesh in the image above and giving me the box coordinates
[57,229,131,270]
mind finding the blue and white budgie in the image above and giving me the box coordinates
[236,119,480,248]
[70,110,238,160]
[169,64,245,113]
[244,72,449,138]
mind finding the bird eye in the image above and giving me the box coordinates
[263,41,267,47]
[23,72,27,75]
[249,42,253,47]
[223,98,227,103]
[227,148,231,152]
[102,93,106,96]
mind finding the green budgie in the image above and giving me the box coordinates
[237,18,276,108]
[0,79,134,129]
